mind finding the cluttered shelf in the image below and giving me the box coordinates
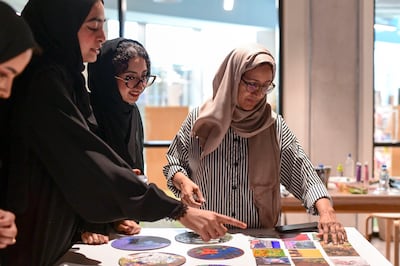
[281,178,400,213]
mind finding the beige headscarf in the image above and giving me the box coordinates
[192,43,281,228]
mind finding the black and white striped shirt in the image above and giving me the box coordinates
[163,107,330,228]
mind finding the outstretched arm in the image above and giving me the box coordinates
[179,207,247,241]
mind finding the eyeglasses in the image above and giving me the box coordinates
[240,78,275,95]
[114,74,157,89]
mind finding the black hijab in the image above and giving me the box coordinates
[88,38,146,171]
[0,1,36,64]
[3,0,101,215]
[20,0,102,121]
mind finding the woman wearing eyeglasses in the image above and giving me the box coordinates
[164,43,347,245]
[85,38,155,244]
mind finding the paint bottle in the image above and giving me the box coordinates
[336,163,344,177]
[356,162,362,182]
[363,162,369,187]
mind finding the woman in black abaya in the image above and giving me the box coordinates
[0,0,36,252]
[82,38,155,244]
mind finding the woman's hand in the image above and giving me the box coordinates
[0,209,17,248]
[114,220,141,235]
[178,207,247,241]
[132,169,141,175]
[172,172,205,208]
[81,232,109,245]
[315,198,347,244]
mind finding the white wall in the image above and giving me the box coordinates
[281,0,374,232]
[282,0,373,176]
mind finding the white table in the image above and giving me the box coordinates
[57,227,391,266]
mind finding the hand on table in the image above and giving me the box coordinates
[114,220,141,235]
[173,173,205,208]
[178,206,247,242]
[315,197,347,244]
[81,232,109,245]
[0,209,17,248]
[317,208,347,244]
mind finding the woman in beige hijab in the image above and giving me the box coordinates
[164,43,346,244]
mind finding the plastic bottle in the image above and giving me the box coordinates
[317,164,326,187]
[378,164,390,192]
[336,163,344,177]
[344,153,354,180]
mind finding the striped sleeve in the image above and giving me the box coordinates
[276,115,331,215]
[163,108,198,198]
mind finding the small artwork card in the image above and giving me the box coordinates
[255,256,291,265]
[291,257,330,266]
[250,239,281,249]
[283,240,316,249]
[329,256,370,266]
[288,248,323,258]
[320,241,360,257]
[279,233,310,241]
[252,248,286,258]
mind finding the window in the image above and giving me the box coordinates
[374,0,400,177]
[105,1,281,187]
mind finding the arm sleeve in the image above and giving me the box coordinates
[163,108,198,198]
[17,69,181,223]
[277,116,332,215]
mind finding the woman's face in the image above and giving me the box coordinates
[0,49,32,99]
[237,64,274,111]
[78,1,106,63]
[116,56,148,105]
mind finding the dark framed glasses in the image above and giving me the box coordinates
[115,74,156,89]
[241,78,275,94]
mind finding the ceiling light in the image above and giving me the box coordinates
[153,0,182,3]
[223,0,234,11]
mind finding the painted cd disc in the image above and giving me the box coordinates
[175,231,232,244]
[187,245,244,260]
[118,252,186,266]
[111,235,171,251]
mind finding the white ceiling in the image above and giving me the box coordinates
[6,0,400,27]
[376,0,400,23]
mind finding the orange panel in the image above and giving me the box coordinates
[144,107,188,192]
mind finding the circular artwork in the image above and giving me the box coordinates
[187,245,244,260]
[118,252,186,266]
[175,231,232,244]
[111,235,171,251]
